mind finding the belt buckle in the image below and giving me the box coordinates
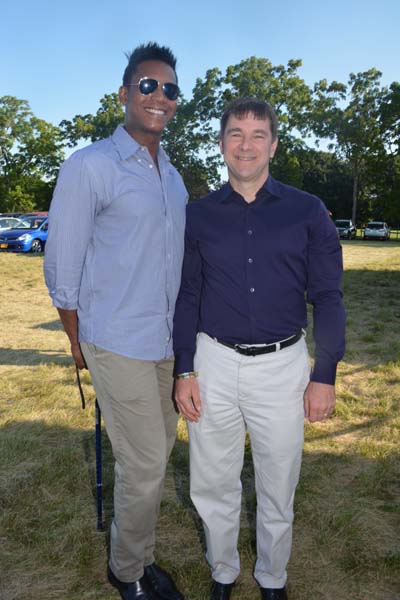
[234,344,260,357]
[234,344,251,356]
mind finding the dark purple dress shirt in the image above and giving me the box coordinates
[173,176,346,384]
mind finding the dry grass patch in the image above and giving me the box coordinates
[1,244,400,600]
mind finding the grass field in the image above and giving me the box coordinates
[0,242,399,600]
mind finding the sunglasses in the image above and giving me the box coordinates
[126,77,180,101]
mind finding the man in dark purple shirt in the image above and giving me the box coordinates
[173,98,345,600]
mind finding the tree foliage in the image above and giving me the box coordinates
[0,96,64,212]
[311,70,395,223]
[60,93,221,199]
[3,57,399,222]
[60,93,124,146]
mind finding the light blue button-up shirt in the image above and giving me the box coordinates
[44,125,187,360]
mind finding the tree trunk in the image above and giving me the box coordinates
[352,167,358,225]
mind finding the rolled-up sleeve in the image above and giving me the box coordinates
[306,203,346,384]
[44,152,98,309]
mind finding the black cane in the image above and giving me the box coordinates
[95,399,103,530]
[76,366,103,530]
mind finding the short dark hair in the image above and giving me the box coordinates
[122,42,178,86]
[220,97,278,140]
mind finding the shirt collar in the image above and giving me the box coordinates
[217,176,282,204]
[111,124,171,166]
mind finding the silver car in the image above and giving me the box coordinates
[335,219,357,239]
[363,222,390,241]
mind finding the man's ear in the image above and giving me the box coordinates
[119,85,127,106]
[270,137,278,159]
[219,139,224,155]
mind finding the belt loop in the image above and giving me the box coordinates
[275,342,281,351]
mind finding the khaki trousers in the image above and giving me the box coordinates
[189,333,310,588]
[81,343,177,582]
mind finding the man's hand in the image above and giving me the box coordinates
[71,342,87,370]
[174,378,201,422]
[56,308,87,370]
[304,381,336,422]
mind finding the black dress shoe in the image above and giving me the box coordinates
[211,581,235,600]
[108,566,159,600]
[260,586,288,600]
[144,563,184,600]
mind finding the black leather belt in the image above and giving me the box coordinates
[215,331,303,356]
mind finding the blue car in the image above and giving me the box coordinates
[0,216,49,253]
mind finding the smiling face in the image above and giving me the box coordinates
[220,113,278,193]
[119,59,177,147]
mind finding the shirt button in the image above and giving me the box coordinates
[248,229,253,235]
[250,287,255,293]
[149,164,153,169]
[248,258,253,263]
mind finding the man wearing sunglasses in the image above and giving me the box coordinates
[173,98,345,599]
[44,43,187,600]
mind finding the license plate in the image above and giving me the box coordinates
[0,243,8,248]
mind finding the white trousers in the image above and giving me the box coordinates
[188,333,310,588]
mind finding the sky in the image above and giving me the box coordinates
[2,0,399,128]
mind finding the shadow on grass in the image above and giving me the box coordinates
[169,438,206,552]
[0,346,70,366]
[13,252,45,258]
[341,240,400,246]
[306,268,400,371]
[32,319,63,331]
[305,413,395,441]
[1,418,399,600]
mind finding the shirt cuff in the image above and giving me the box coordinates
[310,359,338,385]
[48,288,79,310]
[173,351,195,377]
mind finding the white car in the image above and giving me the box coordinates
[363,222,390,241]
[0,217,23,231]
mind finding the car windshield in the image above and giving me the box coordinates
[366,223,385,229]
[13,217,46,230]
[335,220,351,227]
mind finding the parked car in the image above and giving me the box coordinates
[23,211,49,217]
[335,219,357,239]
[0,216,48,252]
[0,212,24,218]
[0,217,24,231]
[363,222,390,241]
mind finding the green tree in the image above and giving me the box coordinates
[57,59,399,210]
[296,148,353,218]
[60,92,220,199]
[312,70,388,224]
[362,153,400,225]
[0,96,64,212]
[381,82,400,154]
[190,57,315,189]
[60,93,124,146]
